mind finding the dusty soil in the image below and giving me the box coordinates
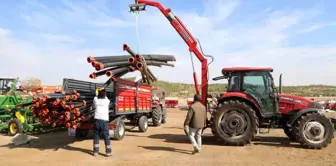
[0,109,335,166]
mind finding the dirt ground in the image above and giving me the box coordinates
[0,109,336,166]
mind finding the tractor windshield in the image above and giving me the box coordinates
[152,88,165,99]
[242,71,270,95]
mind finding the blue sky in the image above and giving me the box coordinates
[0,0,336,86]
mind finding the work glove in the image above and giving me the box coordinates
[95,88,103,96]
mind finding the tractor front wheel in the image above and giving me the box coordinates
[161,106,167,124]
[211,100,259,146]
[152,107,162,127]
[293,112,334,149]
[8,119,23,136]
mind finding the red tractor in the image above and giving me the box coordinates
[151,87,167,125]
[210,68,334,148]
[129,0,335,149]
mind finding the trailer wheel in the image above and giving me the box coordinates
[293,112,334,149]
[152,107,162,126]
[8,119,23,136]
[113,117,125,141]
[138,116,148,132]
[75,129,88,138]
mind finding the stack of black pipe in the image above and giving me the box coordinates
[21,44,176,130]
[87,44,176,87]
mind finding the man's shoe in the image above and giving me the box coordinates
[93,152,98,156]
[191,149,200,155]
[105,152,112,157]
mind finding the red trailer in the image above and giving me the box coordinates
[165,97,178,108]
[63,78,165,141]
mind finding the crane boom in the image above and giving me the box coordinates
[131,0,209,106]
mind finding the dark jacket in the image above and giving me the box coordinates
[184,101,207,129]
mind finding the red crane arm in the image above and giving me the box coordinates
[136,0,209,106]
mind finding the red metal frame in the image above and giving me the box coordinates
[137,0,208,106]
[115,78,152,113]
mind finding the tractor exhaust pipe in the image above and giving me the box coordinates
[279,73,282,94]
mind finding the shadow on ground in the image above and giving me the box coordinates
[142,133,302,148]
[252,136,301,148]
[138,145,191,155]
[0,130,101,156]
[124,121,159,133]
[162,126,184,130]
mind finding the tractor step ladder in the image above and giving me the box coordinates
[258,120,273,134]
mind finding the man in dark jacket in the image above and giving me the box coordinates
[184,94,207,154]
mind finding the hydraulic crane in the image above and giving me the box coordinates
[129,0,335,149]
[130,0,211,106]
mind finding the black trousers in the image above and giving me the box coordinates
[93,119,111,153]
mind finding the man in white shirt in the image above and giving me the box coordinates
[93,88,111,157]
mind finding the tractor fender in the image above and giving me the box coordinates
[285,108,323,127]
[218,92,263,118]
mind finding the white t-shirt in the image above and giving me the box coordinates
[93,96,110,121]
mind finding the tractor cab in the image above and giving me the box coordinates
[214,67,279,118]
[151,87,166,102]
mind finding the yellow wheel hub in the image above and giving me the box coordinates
[9,123,17,134]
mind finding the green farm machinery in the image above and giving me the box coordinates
[0,78,60,135]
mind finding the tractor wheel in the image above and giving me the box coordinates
[211,100,259,146]
[112,117,125,141]
[138,116,149,132]
[209,117,220,138]
[152,107,162,127]
[161,106,167,124]
[8,119,23,136]
[283,126,297,141]
[293,112,334,149]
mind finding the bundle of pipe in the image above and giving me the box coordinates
[18,90,95,130]
[86,44,175,86]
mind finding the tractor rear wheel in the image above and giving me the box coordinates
[211,100,259,146]
[293,112,334,149]
[152,107,162,127]
[283,126,297,141]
